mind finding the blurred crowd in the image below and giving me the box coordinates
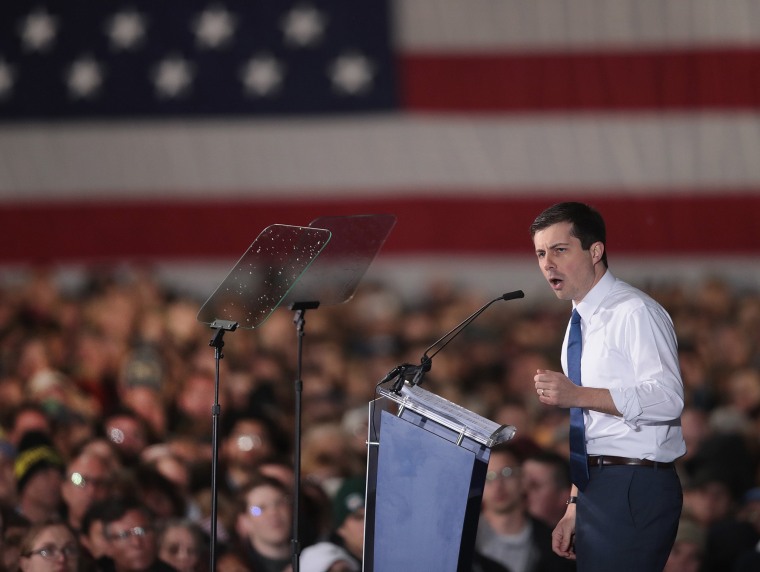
[0,265,758,571]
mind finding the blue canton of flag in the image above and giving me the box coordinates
[0,0,397,119]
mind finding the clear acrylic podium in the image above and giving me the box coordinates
[364,383,516,572]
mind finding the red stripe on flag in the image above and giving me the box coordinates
[0,193,757,263]
[400,48,760,112]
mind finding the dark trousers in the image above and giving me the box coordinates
[574,464,682,572]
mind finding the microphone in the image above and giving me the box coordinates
[384,290,525,394]
[500,290,525,302]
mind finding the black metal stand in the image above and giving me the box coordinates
[207,319,238,572]
[288,301,319,572]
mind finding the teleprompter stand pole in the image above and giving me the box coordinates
[208,319,238,571]
[289,301,319,572]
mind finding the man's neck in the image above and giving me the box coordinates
[483,507,529,536]
[251,537,291,561]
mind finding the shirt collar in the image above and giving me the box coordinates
[574,269,615,322]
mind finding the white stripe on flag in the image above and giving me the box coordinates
[2,114,760,199]
[397,0,760,51]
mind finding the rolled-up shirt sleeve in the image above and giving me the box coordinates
[609,304,685,426]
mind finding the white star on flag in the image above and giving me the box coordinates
[152,55,195,99]
[67,56,103,99]
[20,8,58,52]
[107,10,147,51]
[282,4,327,48]
[329,51,374,95]
[240,54,285,97]
[194,5,237,50]
[0,59,15,99]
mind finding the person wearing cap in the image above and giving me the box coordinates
[0,438,17,509]
[299,541,359,572]
[326,477,365,567]
[14,431,65,524]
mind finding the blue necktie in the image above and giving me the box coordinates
[568,308,589,491]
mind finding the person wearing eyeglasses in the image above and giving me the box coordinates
[475,444,575,572]
[60,449,114,534]
[98,497,177,572]
[18,520,80,572]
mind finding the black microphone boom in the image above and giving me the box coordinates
[384,289,525,394]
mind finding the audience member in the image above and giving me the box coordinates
[4,403,53,447]
[299,541,359,572]
[1,265,760,569]
[134,464,188,522]
[324,477,366,567]
[2,505,31,572]
[475,444,574,572]
[14,431,65,524]
[234,475,293,572]
[102,408,152,466]
[170,369,219,443]
[156,518,205,572]
[521,450,572,528]
[664,517,705,572]
[61,448,114,533]
[220,413,277,494]
[99,497,176,571]
[301,423,361,498]
[215,549,250,572]
[79,499,112,568]
[0,437,17,508]
[17,520,80,572]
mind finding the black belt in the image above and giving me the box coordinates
[587,455,674,469]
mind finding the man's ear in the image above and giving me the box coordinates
[591,242,604,263]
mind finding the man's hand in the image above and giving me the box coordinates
[535,369,622,416]
[534,369,579,408]
[552,506,577,560]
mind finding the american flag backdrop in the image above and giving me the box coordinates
[1,0,759,284]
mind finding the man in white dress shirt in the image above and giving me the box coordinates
[530,202,686,572]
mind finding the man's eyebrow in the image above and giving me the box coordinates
[536,241,569,251]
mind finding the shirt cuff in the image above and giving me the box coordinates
[611,387,643,427]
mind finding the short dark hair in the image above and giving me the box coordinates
[237,474,290,515]
[529,202,608,268]
[525,450,572,490]
[97,497,153,538]
[81,498,113,536]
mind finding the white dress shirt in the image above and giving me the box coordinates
[561,270,686,462]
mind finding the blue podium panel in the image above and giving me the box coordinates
[373,411,482,572]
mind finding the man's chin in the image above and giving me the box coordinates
[552,289,572,301]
